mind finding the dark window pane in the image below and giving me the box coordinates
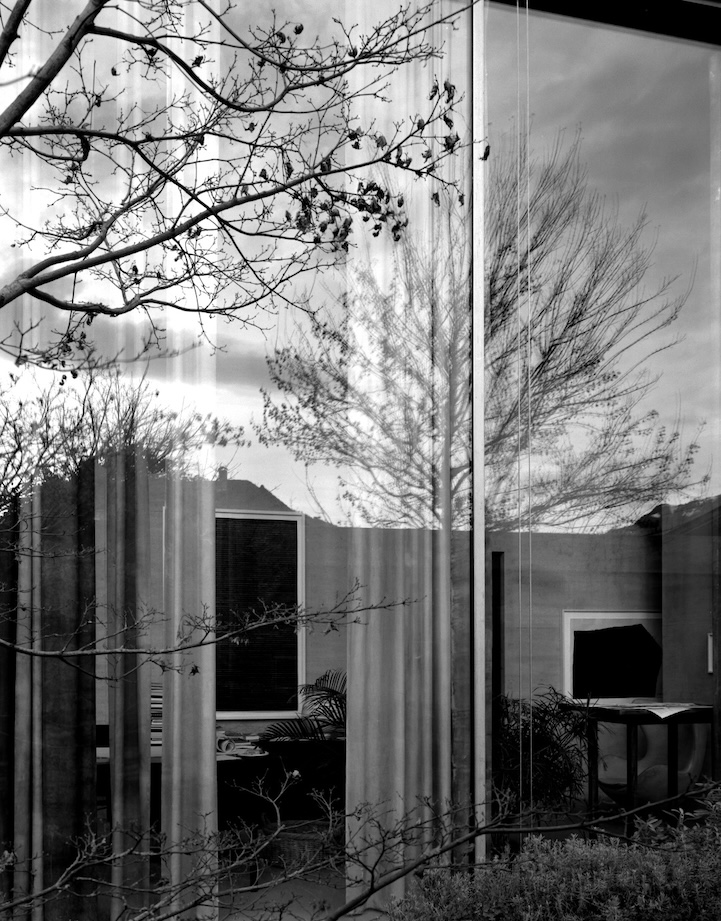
[216,517,298,711]
[573,624,661,699]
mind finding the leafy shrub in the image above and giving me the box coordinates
[389,795,721,921]
[496,687,588,810]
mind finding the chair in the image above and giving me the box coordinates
[597,718,708,805]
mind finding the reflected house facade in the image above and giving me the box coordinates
[95,468,719,790]
[93,470,349,735]
[215,479,717,747]
[3,1,721,919]
[1,470,717,916]
[93,467,721,814]
[93,467,718,778]
[3,468,718,819]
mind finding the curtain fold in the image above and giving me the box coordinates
[161,474,218,921]
[104,451,152,919]
[346,527,452,908]
[343,47,474,896]
[2,461,218,921]
[102,464,218,920]
[41,469,97,919]
[11,490,43,921]
[346,537,474,910]
[0,503,19,911]
[0,472,97,921]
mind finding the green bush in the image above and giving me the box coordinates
[495,687,587,811]
[389,797,721,921]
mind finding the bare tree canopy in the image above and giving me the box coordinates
[0,0,465,367]
[0,369,245,505]
[258,139,707,531]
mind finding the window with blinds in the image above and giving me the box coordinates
[215,514,303,715]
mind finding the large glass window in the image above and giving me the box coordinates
[486,1,721,813]
[7,2,721,918]
[0,2,475,915]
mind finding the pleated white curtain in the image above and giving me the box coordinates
[0,461,217,921]
[0,2,483,919]
[344,2,478,902]
[345,413,475,912]
[103,452,153,920]
[100,454,218,921]
[101,463,218,921]
[161,474,218,921]
[1,476,97,921]
[346,529,452,907]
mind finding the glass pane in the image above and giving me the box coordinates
[486,3,719,815]
[0,1,473,916]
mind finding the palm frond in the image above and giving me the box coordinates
[299,668,347,700]
[300,669,347,727]
[259,717,330,743]
[260,670,347,742]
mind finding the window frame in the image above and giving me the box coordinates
[215,508,306,720]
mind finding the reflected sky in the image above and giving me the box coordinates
[170,5,721,523]
[1,3,716,527]
[487,4,720,498]
[218,6,721,523]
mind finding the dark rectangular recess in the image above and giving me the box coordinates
[216,517,299,712]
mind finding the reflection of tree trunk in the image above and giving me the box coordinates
[433,351,453,839]
[435,353,473,857]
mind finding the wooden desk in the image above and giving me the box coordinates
[563,702,713,817]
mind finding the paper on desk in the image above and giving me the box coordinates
[635,704,702,719]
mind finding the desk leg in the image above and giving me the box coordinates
[626,724,638,834]
[667,722,679,799]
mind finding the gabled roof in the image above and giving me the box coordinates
[215,468,294,512]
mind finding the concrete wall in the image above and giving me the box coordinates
[304,517,349,682]
[486,527,662,699]
[661,505,716,704]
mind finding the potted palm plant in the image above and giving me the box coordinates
[257,670,346,820]
[260,669,347,743]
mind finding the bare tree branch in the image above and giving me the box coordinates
[0,1,467,366]
[258,139,707,531]
[0,0,109,134]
